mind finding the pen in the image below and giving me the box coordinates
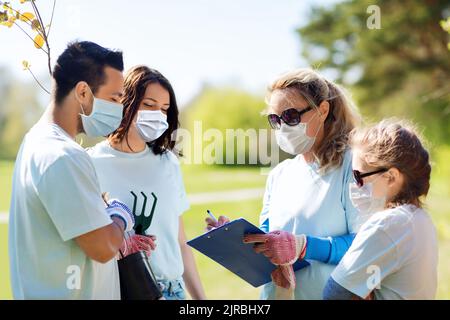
[207,209,218,222]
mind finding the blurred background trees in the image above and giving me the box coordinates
[298,0,450,145]
[179,0,450,166]
[180,86,278,166]
[0,67,42,160]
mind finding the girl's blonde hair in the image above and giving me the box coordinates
[266,68,361,173]
[350,118,431,208]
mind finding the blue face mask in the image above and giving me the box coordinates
[78,87,124,137]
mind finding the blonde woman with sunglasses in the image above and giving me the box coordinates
[207,68,362,299]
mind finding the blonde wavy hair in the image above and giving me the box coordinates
[266,68,361,173]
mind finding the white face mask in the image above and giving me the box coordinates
[135,110,169,142]
[78,87,124,137]
[274,112,321,155]
[349,177,387,215]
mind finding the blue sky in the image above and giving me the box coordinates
[0,0,339,107]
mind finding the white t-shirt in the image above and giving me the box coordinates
[9,121,120,299]
[87,140,190,281]
[332,204,438,299]
[260,149,359,300]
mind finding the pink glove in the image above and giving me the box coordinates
[243,230,307,290]
[243,230,307,265]
[205,215,230,231]
[120,234,156,258]
[271,265,296,289]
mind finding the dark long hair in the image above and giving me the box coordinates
[110,65,180,155]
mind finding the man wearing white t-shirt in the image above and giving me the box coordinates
[9,41,134,299]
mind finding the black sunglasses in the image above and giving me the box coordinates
[353,168,389,187]
[267,106,314,129]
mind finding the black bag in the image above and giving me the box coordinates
[118,250,162,300]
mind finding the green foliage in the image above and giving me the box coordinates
[441,16,450,50]
[0,68,42,160]
[183,86,267,132]
[181,86,278,165]
[298,0,450,145]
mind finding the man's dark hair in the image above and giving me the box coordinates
[52,41,124,104]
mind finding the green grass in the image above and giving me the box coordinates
[181,164,267,194]
[183,200,262,299]
[0,161,14,212]
[1,159,449,300]
[0,224,10,300]
[426,191,450,300]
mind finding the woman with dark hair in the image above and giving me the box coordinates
[87,65,206,300]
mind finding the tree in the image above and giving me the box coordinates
[441,16,450,50]
[180,86,282,166]
[0,67,42,160]
[0,0,56,93]
[298,0,450,144]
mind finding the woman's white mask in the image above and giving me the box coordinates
[274,112,322,155]
[135,110,169,142]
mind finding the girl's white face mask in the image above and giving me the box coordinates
[274,112,321,155]
[135,110,169,142]
[349,175,387,215]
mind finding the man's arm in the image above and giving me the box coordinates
[75,199,135,263]
[75,217,125,263]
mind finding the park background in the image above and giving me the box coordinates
[0,0,449,299]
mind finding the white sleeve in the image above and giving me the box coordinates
[331,223,399,298]
[36,153,112,241]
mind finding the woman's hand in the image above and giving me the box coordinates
[271,265,296,289]
[205,215,230,231]
[243,230,306,265]
[244,230,307,290]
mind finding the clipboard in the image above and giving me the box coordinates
[187,218,310,287]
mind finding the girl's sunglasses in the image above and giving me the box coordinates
[267,106,313,129]
[353,168,389,187]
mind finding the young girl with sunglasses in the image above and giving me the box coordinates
[323,119,438,299]
[207,68,363,299]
